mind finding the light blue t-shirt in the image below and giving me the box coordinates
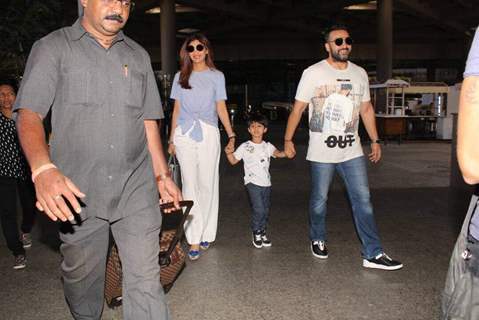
[170,69,227,142]
[465,28,479,78]
[464,28,479,240]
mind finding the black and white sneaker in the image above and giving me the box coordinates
[252,233,263,248]
[13,254,27,270]
[311,240,328,259]
[261,231,272,247]
[363,253,403,271]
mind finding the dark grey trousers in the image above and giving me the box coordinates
[59,209,168,320]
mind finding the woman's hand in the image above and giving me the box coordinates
[167,143,175,155]
[224,144,234,154]
[226,137,235,152]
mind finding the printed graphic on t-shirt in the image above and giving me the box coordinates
[309,83,365,149]
[233,141,276,187]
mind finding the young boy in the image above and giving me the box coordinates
[225,113,286,248]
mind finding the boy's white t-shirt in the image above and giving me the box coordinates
[295,60,371,163]
[233,140,277,187]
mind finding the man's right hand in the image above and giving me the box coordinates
[284,140,296,158]
[34,168,85,222]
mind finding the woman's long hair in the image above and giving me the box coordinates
[179,33,216,89]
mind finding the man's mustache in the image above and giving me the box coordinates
[105,14,124,23]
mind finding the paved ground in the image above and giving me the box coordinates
[0,123,468,320]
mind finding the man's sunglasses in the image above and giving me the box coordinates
[330,37,353,46]
[186,44,205,53]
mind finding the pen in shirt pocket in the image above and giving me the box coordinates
[123,64,128,77]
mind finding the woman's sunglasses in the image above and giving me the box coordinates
[330,37,353,46]
[186,44,205,53]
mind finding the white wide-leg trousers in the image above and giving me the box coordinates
[173,121,220,245]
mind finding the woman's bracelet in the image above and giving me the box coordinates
[32,163,57,183]
[228,133,236,139]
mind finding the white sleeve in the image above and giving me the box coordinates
[233,143,245,160]
[361,69,371,102]
[267,142,277,158]
[295,68,316,103]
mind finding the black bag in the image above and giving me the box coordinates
[442,192,479,319]
[168,154,181,188]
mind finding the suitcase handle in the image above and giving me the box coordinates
[159,200,193,266]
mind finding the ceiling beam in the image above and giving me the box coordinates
[175,0,325,34]
[133,0,160,13]
[395,0,472,36]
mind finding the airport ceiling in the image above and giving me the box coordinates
[66,0,479,47]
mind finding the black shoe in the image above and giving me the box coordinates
[252,233,263,248]
[13,254,27,270]
[311,240,328,259]
[20,233,32,249]
[261,231,272,247]
[363,253,403,271]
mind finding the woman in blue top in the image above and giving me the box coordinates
[168,34,235,260]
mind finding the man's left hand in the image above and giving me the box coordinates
[158,177,183,212]
[368,143,381,163]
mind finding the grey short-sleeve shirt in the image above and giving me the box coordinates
[14,20,164,221]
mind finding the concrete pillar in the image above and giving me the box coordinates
[376,0,393,82]
[160,0,177,76]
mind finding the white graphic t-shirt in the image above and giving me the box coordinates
[295,60,370,163]
[233,140,277,187]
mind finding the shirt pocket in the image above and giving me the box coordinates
[62,70,91,106]
[126,70,145,108]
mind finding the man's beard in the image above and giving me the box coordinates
[331,49,350,62]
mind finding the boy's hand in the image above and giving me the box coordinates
[274,150,287,158]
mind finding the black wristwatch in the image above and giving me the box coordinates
[371,139,381,144]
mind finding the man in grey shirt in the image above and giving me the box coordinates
[14,0,181,319]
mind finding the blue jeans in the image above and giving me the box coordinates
[309,156,382,259]
[246,183,271,233]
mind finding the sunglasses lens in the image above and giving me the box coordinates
[186,45,195,52]
[196,44,204,52]
[334,38,343,46]
[345,37,353,45]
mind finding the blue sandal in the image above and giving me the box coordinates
[200,241,210,250]
[188,250,200,260]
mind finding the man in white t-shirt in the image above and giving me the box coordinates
[284,25,402,270]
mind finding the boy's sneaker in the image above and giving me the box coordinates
[311,240,328,259]
[260,231,272,247]
[363,253,403,271]
[13,255,27,270]
[20,233,32,249]
[252,233,263,248]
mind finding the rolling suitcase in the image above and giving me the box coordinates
[104,200,193,307]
